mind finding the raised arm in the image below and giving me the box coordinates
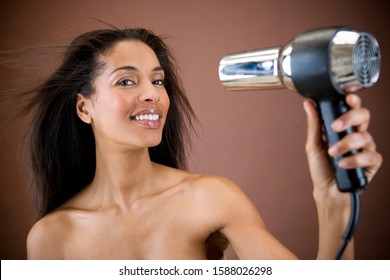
[303,93,382,259]
[210,94,381,260]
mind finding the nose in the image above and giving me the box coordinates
[138,81,161,104]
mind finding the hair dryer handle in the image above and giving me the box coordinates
[316,98,367,192]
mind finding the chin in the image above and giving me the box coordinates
[143,136,163,148]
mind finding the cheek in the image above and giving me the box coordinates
[90,97,135,137]
[163,91,170,112]
[109,96,132,115]
[94,92,132,117]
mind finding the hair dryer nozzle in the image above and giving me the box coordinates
[218,47,288,90]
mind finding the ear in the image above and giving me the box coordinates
[76,93,93,124]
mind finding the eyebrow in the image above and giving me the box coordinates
[110,65,164,75]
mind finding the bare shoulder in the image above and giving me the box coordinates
[183,172,297,259]
[174,170,259,223]
[26,211,68,259]
[184,172,254,207]
[160,163,237,196]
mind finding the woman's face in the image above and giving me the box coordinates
[83,40,170,151]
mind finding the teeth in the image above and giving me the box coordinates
[134,114,160,121]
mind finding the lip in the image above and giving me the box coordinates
[131,108,163,128]
[131,108,163,117]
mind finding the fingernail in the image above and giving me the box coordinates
[328,146,339,157]
[332,120,344,131]
[350,94,358,102]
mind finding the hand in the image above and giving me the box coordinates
[303,94,382,198]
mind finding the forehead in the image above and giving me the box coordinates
[100,40,161,70]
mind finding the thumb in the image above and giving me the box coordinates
[303,99,335,188]
[303,99,324,154]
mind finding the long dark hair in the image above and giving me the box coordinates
[2,28,195,220]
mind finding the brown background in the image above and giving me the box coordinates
[0,0,389,260]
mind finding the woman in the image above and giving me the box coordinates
[13,28,381,259]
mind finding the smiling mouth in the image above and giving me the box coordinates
[131,109,163,128]
[131,114,160,121]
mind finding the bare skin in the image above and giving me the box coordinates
[27,166,295,259]
[26,40,382,260]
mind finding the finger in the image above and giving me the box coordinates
[331,107,370,133]
[345,93,361,109]
[340,94,370,132]
[338,150,383,171]
[328,131,376,157]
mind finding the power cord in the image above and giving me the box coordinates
[335,191,360,260]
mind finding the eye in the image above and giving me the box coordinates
[153,79,165,86]
[117,79,135,86]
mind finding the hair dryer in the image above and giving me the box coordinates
[219,26,381,193]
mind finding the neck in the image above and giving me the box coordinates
[90,144,159,206]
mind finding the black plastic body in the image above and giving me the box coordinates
[290,27,367,192]
[316,98,367,192]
